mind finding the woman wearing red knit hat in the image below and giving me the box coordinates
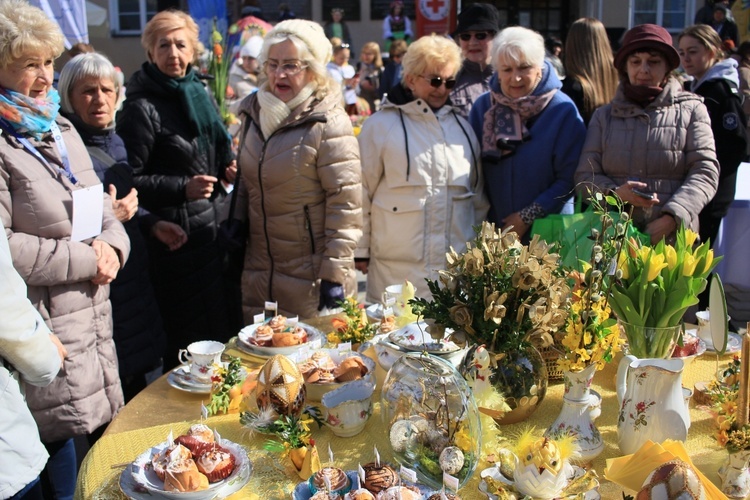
[574,24,720,245]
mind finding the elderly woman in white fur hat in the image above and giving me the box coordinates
[236,20,362,320]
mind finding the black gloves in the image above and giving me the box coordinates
[318,280,345,311]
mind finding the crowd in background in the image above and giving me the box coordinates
[1,0,748,498]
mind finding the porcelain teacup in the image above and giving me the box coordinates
[321,379,374,437]
[696,310,731,349]
[178,340,225,383]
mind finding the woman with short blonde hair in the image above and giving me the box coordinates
[117,9,240,360]
[141,9,202,63]
[356,34,488,303]
[1,2,129,497]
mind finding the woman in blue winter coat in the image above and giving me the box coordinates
[469,26,586,240]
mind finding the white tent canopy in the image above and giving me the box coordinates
[30,0,89,49]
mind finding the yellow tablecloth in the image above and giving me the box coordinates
[74,325,736,500]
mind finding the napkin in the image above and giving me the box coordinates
[604,440,727,500]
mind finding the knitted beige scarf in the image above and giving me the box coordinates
[257,82,317,138]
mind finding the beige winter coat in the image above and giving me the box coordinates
[575,78,719,232]
[237,91,362,320]
[0,116,130,442]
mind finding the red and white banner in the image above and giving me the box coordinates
[415,0,456,38]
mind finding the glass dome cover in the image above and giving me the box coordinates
[380,352,481,488]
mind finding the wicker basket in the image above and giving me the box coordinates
[538,344,565,381]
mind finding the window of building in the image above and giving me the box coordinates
[110,0,159,35]
[632,0,695,33]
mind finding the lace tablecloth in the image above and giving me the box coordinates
[74,324,735,499]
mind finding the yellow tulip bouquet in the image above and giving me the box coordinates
[610,226,721,358]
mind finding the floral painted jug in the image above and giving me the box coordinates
[718,448,750,498]
[616,355,690,455]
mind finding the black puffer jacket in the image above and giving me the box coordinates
[117,64,234,364]
[69,115,167,380]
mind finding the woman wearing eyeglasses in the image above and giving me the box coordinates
[469,26,586,241]
[450,3,500,119]
[355,34,488,303]
[236,20,362,319]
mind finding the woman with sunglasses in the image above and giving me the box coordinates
[450,3,500,119]
[469,26,586,241]
[237,20,361,319]
[355,34,488,303]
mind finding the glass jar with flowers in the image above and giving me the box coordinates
[611,225,721,359]
[410,221,570,424]
[545,194,626,462]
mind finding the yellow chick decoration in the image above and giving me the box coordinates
[395,280,419,327]
[512,428,579,499]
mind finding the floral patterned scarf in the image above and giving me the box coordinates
[0,86,59,140]
[481,87,556,157]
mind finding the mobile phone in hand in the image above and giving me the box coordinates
[631,188,655,200]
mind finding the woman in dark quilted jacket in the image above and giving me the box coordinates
[116,10,240,367]
[59,52,189,400]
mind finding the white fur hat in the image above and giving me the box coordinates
[264,19,332,66]
[240,36,264,58]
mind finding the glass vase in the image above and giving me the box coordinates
[544,363,603,463]
[619,320,683,359]
[479,345,548,425]
[380,352,481,489]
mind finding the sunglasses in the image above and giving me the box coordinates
[458,31,491,41]
[335,43,350,50]
[420,75,457,89]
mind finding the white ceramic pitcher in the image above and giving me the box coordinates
[616,354,690,455]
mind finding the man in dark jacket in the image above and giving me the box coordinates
[712,3,740,48]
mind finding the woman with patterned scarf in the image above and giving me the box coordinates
[116,10,240,366]
[0,2,130,497]
[469,26,586,242]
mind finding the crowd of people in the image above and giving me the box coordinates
[1,0,747,498]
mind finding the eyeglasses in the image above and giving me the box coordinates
[420,75,457,89]
[265,61,308,77]
[458,31,491,41]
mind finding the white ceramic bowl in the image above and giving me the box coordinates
[302,350,376,402]
[321,379,375,437]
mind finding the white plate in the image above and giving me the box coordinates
[478,464,600,500]
[709,274,730,354]
[388,321,460,353]
[167,366,212,394]
[128,440,251,499]
[237,322,323,357]
[695,329,742,354]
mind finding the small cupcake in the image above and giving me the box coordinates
[379,486,422,500]
[253,324,274,345]
[427,493,461,500]
[152,444,191,481]
[195,447,236,482]
[268,315,288,333]
[310,492,342,500]
[362,462,398,494]
[309,467,352,497]
[163,458,209,492]
[333,357,368,382]
[344,488,376,500]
